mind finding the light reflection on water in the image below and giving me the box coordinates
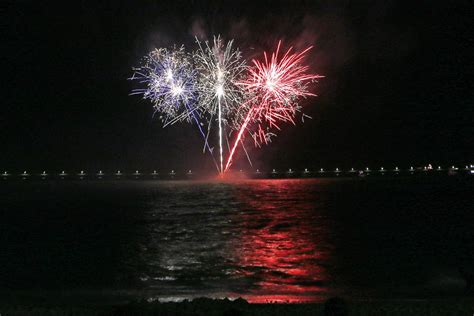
[230,180,334,302]
[137,179,335,303]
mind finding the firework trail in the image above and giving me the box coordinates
[193,36,247,173]
[225,41,323,172]
[130,46,219,170]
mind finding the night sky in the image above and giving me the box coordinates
[2,1,473,173]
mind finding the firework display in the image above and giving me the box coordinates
[131,38,321,174]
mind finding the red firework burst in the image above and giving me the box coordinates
[225,41,323,172]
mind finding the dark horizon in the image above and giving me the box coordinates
[2,1,473,172]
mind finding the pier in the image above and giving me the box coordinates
[2,165,473,180]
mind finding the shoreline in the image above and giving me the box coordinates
[1,296,473,315]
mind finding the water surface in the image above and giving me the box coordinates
[1,177,473,303]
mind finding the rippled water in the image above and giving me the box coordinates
[1,177,473,303]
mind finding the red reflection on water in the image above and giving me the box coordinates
[230,179,334,303]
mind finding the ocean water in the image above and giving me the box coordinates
[0,176,473,304]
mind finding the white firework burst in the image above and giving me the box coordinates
[193,36,247,172]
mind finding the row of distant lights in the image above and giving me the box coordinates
[2,165,473,176]
[1,170,185,176]
[259,165,472,173]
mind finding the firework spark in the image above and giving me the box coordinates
[225,41,323,172]
[193,36,247,173]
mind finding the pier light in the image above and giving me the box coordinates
[42,171,46,175]
[410,166,414,171]
[438,166,441,170]
[61,171,65,174]
[117,170,121,174]
[188,170,192,174]
[366,167,370,171]
[153,170,157,174]
[272,169,276,173]
[80,170,84,174]
[351,168,354,171]
[304,168,308,173]
[99,170,103,174]
[256,169,260,173]
[320,168,324,172]
[135,170,139,174]
[381,167,384,170]
[336,168,339,171]
[23,171,27,174]
[3,171,7,175]
[395,167,399,170]
[171,170,175,173]
[289,168,292,172]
